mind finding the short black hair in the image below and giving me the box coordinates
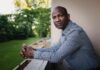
[55,6,69,16]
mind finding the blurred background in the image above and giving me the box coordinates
[0,0,51,70]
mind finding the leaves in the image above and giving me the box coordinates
[0,0,51,42]
[33,8,51,37]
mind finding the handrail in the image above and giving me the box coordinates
[13,39,50,70]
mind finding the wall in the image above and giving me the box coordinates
[51,0,100,58]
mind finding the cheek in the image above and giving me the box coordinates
[60,17,66,23]
[53,19,57,23]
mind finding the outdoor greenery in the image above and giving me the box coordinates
[34,8,51,37]
[0,0,51,42]
[0,0,51,70]
[0,7,51,42]
[0,37,40,70]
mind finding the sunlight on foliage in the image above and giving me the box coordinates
[14,0,51,10]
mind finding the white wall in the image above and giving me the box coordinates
[51,0,100,58]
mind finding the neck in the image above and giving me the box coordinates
[62,20,70,30]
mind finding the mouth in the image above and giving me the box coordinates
[55,24,63,28]
[57,22,62,26]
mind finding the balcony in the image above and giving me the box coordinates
[13,39,50,70]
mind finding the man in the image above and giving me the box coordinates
[21,6,99,70]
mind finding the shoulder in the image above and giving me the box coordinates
[66,22,83,36]
[71,22,83,31]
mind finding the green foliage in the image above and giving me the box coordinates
[34,8,51,37]
[14,9,35,39]
[0,15,14,41]
[0,7,51,42]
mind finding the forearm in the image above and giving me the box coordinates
[33,50,59,63]
[36,43,61,52]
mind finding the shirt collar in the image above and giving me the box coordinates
[62,20,73,35]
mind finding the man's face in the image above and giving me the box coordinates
[52,9,69,30]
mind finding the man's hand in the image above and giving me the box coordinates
[20,44,34,59]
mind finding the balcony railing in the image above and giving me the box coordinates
[13,39,50,70]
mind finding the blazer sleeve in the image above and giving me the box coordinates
[33,30,82,63]
[36,42,61,52]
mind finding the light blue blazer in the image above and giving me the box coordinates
[34,21,99,70]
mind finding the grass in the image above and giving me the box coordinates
[0,37,40,70]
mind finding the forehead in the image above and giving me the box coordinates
[52,9,63,16]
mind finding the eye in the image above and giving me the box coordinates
[59,14,64,17]
[53,16,56,19]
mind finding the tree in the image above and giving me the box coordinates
[0,15,15,41]
[34,8,51,37]
[14,0,51,38]
[14,9,35,39]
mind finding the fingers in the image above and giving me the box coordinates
[20,51,25,58]
[20,44,33,58]
[24,47,33,58]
